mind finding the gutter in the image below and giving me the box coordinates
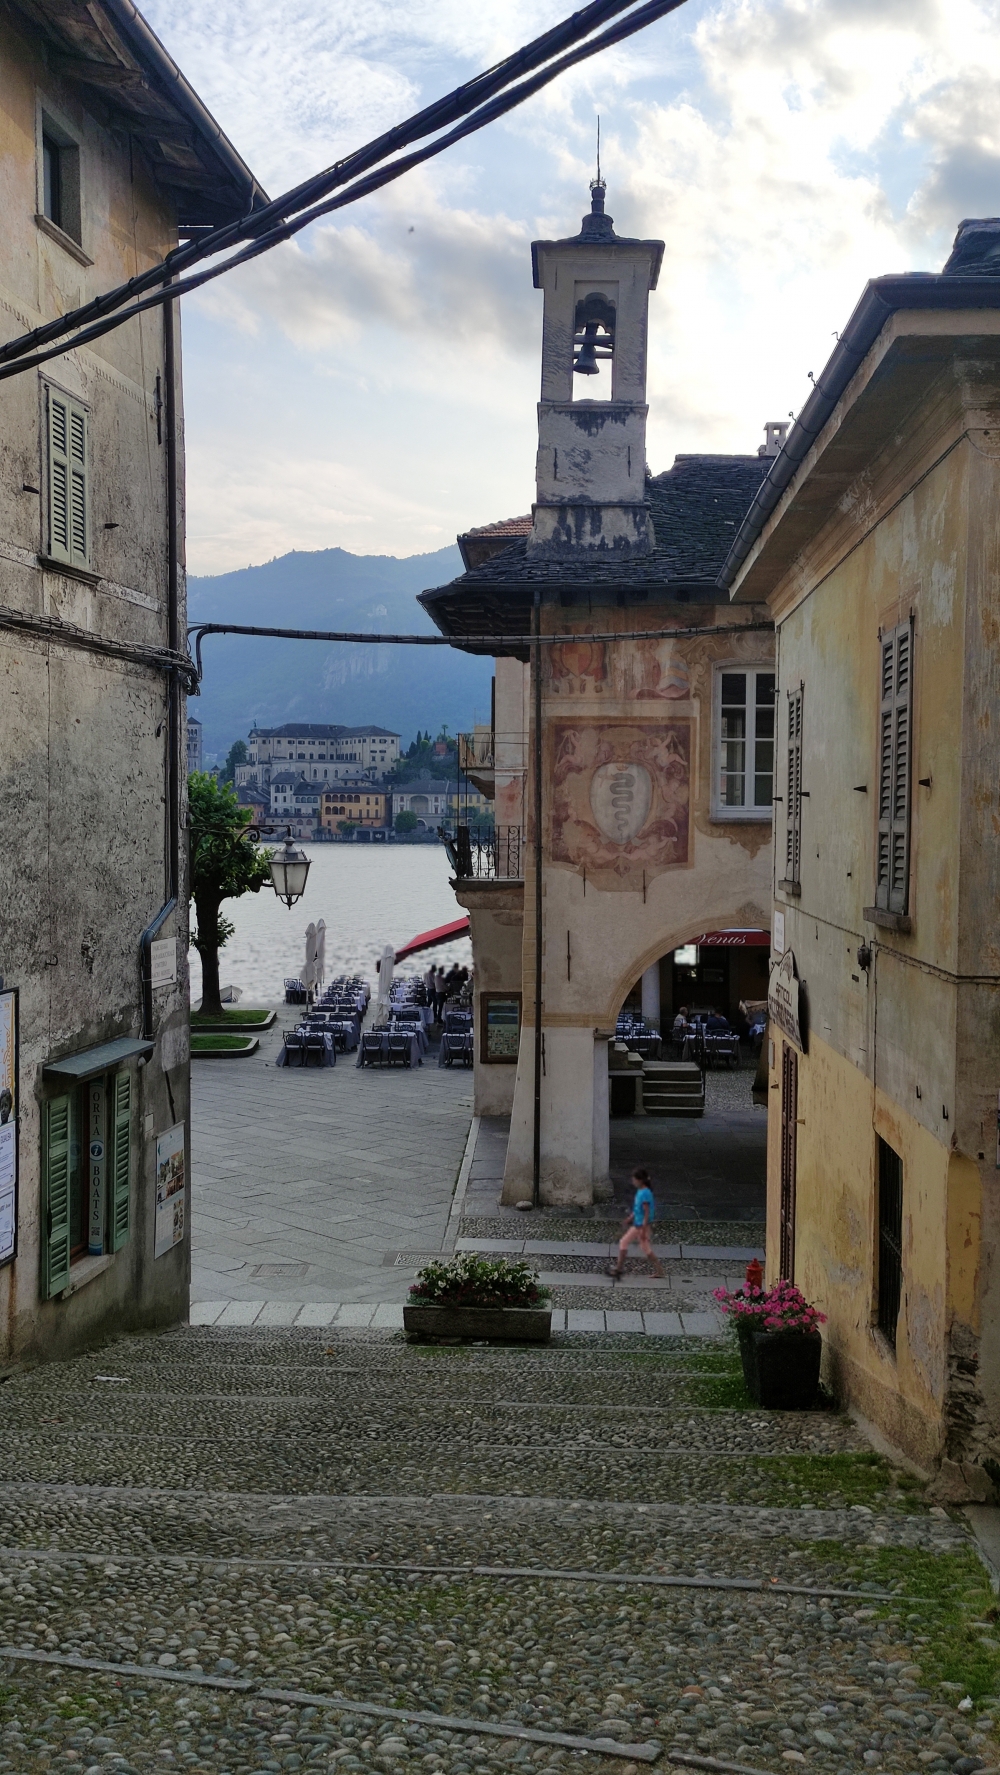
[720,271,1000,592]
[99,0,269,211]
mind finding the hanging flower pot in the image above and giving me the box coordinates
[714,1280,827,1411]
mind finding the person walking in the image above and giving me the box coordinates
[608,1167,664,1281]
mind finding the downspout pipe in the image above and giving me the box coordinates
[141,285,180,1040]
[532,587,543,1208]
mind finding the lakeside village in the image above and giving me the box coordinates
[186,717,493,841]
[9,8,1000,1764]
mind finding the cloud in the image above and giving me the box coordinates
[155,0,1000,572]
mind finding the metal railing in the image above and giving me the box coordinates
[443,823,523,880]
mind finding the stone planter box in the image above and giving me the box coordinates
[403,1303,551,1343]
[737,1320,821,1409]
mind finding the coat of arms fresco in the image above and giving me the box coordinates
[549,719,691,885]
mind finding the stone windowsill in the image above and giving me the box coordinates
[709,809,774,825]
[58,1251,114,1300]
[777,878,802,898]
[863,906,912,935]
[38,554,100,586]
[35,212,93,266]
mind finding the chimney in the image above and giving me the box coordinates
[758,421,789,459]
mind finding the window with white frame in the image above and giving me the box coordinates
[714,667,775,816]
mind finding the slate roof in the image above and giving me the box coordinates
[419,453,772,653]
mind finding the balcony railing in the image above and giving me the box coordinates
[443,824,523,880]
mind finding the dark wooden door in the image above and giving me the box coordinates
[779,1042,798,1281]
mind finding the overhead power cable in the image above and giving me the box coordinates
[0,0,686,382]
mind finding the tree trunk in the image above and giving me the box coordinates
[195,894,224,1019]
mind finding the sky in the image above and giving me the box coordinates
[141,0,1000,577]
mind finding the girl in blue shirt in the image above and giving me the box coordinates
[609,1167,665,1281]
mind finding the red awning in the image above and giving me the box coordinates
[691,929,770,947]
[395,916,471,964]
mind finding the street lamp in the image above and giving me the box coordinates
[269,827,311,908]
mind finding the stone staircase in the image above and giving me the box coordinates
[0,1323,994,1775]
[640,1061,706,1116]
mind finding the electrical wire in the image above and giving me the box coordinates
[0,0,686,379]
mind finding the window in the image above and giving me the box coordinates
[39,117,81,243]
[715,669,775,816]
[782,684,803,892]
[876,619,913,915]
[45,386,89,569]
[877,1137,903,1345]
[41,1072,131,1297]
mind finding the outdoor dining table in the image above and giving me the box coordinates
[276,1028,337,1067]
[438,1031,474,1066]
[389,1020,429,1055]
[303,1017,359,1051]
[356,1029,423,1067]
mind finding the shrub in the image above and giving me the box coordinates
[410,1253,550,1309]
[713,1278,826,1334]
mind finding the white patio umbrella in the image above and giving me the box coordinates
[315,919,327,987]
[303,922,319,995]
[374,942,395,1023]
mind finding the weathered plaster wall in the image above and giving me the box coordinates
[501,601,774,1205]
[0,12,190,1364]
[750,335,1000,1482]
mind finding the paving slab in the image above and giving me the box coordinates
[188,1301,227,1325]
[566,1309,606,1332]
[680,1243,764,1261]
[604,1310,644,1333]
[678,1311,724,1337]
[215,1300,265,1326]
[255,1300,303,1326]
[642,1310,685,1335]
[334,1304,376,1327]
[293,1303,339,1326]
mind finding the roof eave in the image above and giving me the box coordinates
[723,272,1000,601]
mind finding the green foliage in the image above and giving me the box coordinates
[190,1033,256,1052]
[219,738,248,784]
[189,771,273,1016]
[394,810,418,833]
[390,729,458,784]
[410,1252,550,1309]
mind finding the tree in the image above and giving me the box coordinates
[219,738,247,784]
[394,809,418,833]
[189,772,273,1017]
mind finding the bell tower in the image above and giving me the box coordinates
[528,179,663,559]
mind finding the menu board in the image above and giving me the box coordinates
[482,994,521,1064]
[0,990,17,1265]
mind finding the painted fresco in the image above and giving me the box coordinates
[549,719,691,885]
[547,640,607,694]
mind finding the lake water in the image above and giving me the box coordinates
[187,843,473,1006]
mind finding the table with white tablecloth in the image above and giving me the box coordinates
[276,1029,337,1067]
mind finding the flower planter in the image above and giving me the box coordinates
[746,1327,822,1409]
[403,1303,551,1344]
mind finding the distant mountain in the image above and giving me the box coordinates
[187,544,491,758]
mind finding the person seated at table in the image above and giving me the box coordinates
[704,1007,729,1033]
[672,1006,689,1040]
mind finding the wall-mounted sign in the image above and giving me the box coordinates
[150,938,177,988]
[154,1123,186,1258]
[772,910,785,955]
[692,930,771,947]
[481,994,522,1064]
[768,949,806,1053]
[0,989,16,1266]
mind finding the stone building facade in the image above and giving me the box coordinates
[0,0,261,1363]
[726,221,1000,1490]
[422,181,777,1203]
[238,722,400,788]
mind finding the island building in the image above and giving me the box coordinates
[421,178,777,1201]
[0,0,262,1363]
[389,778,452,825]
[237,722,400,789]
[723,217,1000,1496]
[321,780,389,832]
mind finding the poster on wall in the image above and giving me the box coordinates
[154,1123,186,1258]
[0,989,17,1266]
[482,994,522,1063]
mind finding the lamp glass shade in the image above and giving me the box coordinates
[271,836,310,908]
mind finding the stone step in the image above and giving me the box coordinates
[188,1300,722,1336]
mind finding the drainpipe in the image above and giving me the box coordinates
[140,283,180,1039]
[532,586,543,1207]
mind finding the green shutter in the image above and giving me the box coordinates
[47,390,70,563]
[46,389,89,569]
[876,620,913,913]
[110,1070,131,1251]
[784,685,803,888]
[43,1095,72,1298]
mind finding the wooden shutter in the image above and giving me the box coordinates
[46,388,89,569]
[876,619,913,913]
[42,1095,72,1297]
[110,1070,131,1251]
[779,1043,798,1281]
[784,686,803,887]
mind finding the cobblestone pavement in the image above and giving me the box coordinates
[1,1329,999,1775]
